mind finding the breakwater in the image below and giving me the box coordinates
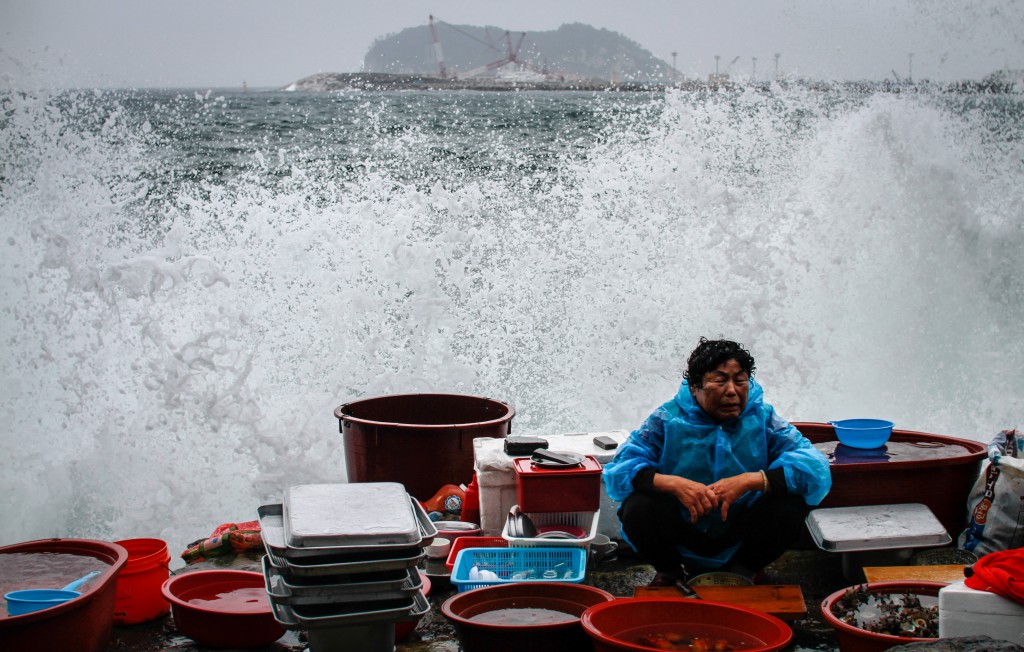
[284,72,1021,94]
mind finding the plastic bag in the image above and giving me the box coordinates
[181,520,263,564]
[423,484,465,515]
[958,429,1024,555]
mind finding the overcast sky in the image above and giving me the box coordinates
[2,0,1021,88]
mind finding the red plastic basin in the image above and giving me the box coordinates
[0,538,128,652]
[581,597,793,652]
[443,581,615,652]
[162,570,284,648]
[821,581,945,652]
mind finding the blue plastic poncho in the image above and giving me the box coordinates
[603,377,832,566]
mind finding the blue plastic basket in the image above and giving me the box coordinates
[449,546,587,593]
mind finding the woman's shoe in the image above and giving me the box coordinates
[648,565,698,597]
[647,571,680,587]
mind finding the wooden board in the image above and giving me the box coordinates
[862,565,966,583]
[633,585,806,620]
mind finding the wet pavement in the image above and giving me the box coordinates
[108,545,850,651]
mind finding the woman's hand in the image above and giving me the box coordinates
[652,473,719,523]
[708,472,762,521]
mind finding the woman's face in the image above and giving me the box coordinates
[692,358,750,421]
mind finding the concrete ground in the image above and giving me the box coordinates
[108,545,850,651]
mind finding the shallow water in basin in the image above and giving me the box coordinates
[0,552,109,618]
[468,606,577,625]
[815,440,976,465]
[185,586,271,613]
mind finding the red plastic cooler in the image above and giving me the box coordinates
[513,455,602,513]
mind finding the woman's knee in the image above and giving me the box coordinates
[618,491,679,535]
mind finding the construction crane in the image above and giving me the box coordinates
[710,55,740,83]
[455,31,528,80]
[429,15,447,79]
[427,16,551,81]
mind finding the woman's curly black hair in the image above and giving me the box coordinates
[684,337,756,387]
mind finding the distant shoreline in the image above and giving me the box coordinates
[283,72,1021,94]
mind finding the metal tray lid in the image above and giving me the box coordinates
[263,541,426,578]
[259,502,435,558]
[263,556,420,593]
[262,556,423,605]
[271,590,429,629]
[284,483,420,548]
[806,503,951,552]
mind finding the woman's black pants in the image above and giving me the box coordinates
[616,489,809,574]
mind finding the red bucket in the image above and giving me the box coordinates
[113,538,171,625]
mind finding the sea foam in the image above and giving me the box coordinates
[1,85,1021,560]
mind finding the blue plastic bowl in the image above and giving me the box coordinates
[829,419,894,449]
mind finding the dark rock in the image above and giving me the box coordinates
[888,635,1024,651]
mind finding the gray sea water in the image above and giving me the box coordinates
[1,86,1022,558]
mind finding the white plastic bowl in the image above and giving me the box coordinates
[426,537,451,559]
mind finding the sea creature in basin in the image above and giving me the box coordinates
[832,584,938,637]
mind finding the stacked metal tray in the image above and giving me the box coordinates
[259,482,437,652]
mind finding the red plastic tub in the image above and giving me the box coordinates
[795,423,987,541]
[0,538,128,652]
[821,581,945,652]
[445,536,508,573]
[581,597,793,652]
[113,537,171,624]
[514,455,603,513]
[162,570,285,648]
[442,581,615,652]
[336,393,514,501]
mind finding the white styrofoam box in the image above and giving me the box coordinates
[939,579,1024,645]
[473,430,629,538]
[806,503,950,552]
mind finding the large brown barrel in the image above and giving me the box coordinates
[794,422,986,546]
[335,393,514,501]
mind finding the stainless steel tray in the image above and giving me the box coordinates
[284,483,426,548]
[259,501,436,559]
[263,556,423,605]
[271,590,429,629]
[806,503,951,552]
[264,542,426,577]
